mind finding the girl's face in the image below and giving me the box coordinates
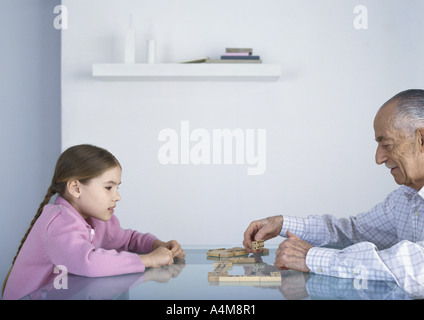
[76,166,122,221]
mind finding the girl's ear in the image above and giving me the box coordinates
[67,180,81,199]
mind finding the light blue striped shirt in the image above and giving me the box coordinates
[280,185,424,298]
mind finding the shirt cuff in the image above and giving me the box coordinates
[280,215,307,238]
[305,247,339,276]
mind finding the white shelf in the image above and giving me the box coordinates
[92,63,281,81]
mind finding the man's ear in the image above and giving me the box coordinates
[67,180,82,199]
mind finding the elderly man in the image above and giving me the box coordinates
[243,89,424,298]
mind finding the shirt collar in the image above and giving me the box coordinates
[402,185,424,201]
[54,195,91,227]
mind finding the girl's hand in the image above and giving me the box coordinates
[139,246,174,268]
[152,239,186,260]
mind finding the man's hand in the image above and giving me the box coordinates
[274,231,313,272]
[243,215,284,252]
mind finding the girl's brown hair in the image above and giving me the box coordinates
[2,144,121,295]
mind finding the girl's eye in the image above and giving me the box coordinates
[105,187,112,191]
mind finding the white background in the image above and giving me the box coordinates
[61,0,424,245]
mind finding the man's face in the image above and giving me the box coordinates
[374,102,424,190]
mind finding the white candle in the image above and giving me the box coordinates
[147,40,156,64]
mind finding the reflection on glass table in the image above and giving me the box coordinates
[21,247,414,300]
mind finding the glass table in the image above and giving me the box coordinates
[21,247,413,300]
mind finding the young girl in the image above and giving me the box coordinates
[2,144,185,300]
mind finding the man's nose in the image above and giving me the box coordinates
[375,144,388,165]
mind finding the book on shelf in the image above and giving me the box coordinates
[226,48,253,54]
[222,52,251,56]
[178,57,209,63]
[205,59,262,63]
[219,47,261,63]
[221,55,260,60]
[178,48,263,64]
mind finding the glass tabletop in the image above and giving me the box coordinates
[21,247,413,300]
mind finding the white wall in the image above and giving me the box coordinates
[1,0,61,297]
[62,0,424,245]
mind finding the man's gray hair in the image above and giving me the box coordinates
[390,89,424,136]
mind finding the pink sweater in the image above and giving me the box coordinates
[3,196,157,300]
